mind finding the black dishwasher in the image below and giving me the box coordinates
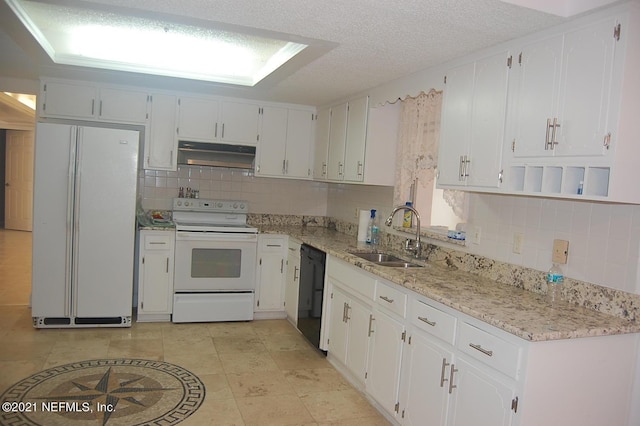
[297,244,326,352]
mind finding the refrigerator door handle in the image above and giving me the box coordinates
[65,126,77,317]
[71,127,84,316]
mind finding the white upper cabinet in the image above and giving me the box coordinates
[326,102,348,180]
[146,93,178,171]
[41,80,149,124]
[313,108,331,180]
[176,96,259,145]
[343,96,368,182]
[438,51,510,189]
[220,101,260,145]
[256,106,314,179]
[509,17,619,158]
[176,96,220,142]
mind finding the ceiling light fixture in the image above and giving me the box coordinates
[5,0,308,86]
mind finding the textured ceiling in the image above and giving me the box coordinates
[0,0,592,106]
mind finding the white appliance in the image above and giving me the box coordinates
[31,123,139,328]
[172,198,258,323]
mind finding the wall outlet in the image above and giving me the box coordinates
[513,232,524,254]
[552,239,569,264]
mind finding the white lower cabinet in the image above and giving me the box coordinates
[255,235,287,318]
[327,284,372,384]
[284,238,301,325]
[323,256,637,426]
[137,230,174,322]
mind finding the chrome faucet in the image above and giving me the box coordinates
[385,205,421,258]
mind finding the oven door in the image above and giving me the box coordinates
[174,231,258,292]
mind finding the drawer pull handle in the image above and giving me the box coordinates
[439,358,450,388]
[368,314,375,337]
[379,295,394,304]
[149,241,166,245]
[469,343,493,357]
[448,363,458,394]
[418,316,436,327]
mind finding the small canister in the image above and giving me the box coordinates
[403,202,413,228]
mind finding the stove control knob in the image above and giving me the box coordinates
[233,203,238,209]
[184,201,190,207]
[217,202,223,208]
[240,203,245,209]
[176,201,182,206]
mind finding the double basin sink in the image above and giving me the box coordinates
[349,251,423,268]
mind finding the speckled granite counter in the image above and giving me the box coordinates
[258,225,640,342]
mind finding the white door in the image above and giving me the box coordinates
[437,62,474,187]
[220,101,260,145]
[399,331,452,426]
[326,103,348,180]
[177,96,219,142]
[313,108,331,180]
[343,96,368,182]
[467,51,510,188]
[510,35,563,158]
[5,129,34,231]
[285,108,314,179]
[327,285,350,365]
[285,244,301,323]
[345,297,371,383]
[257,106,288,177]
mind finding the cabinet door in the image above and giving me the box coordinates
[467,51,510,188]
[345,297,371,383]
[554,18,618,157]
[221,101,260,145]
[285,242,301,324]
[399,331,453,426]
[98,88,149,124]
[447,357,516,426]
[146,94,178,170]
[256,236,286,311]
[41,81,97,119]
[343,96,368,182]
[327,285,350,365]
[177,96,220,142]
[327,103,348,180]
[437,63,474,187]
[510,35,563,158]
[313,108,331,179]
[366,308,405,417]
[140,252,173,313]
[285,108,314,178]
[257,106,288,176]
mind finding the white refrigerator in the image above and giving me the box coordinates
[31,123,139,328]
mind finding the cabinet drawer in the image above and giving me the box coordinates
[259,236,286,252]
[143,234,173,250]
[411,299,456,345]
[328,258,375,301]
[375,281,407,318]
[457,322,521,379]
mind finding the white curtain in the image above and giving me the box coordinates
[394,90,466,226]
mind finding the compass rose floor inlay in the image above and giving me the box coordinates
[0,359,206,426]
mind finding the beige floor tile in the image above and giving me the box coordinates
[181,398,245,426]
[162,322,212,340]
[235,394,315,426]
[219,351,279,374]
[198,373,234,400]
[43,338,111,368]
[284,368,352,397]
[164,351,224,376]
[251,319,301,336]
[270,349,331,371]
[0,339,54,361]
[107,337,164,359]
[214,335,267,354]
[226,370,296,398]
[262,332,316,352]
[317,416,391,426]
[301,389,380,423]
[163,334,217,356]
[208,321,258,337]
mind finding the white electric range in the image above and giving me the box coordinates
[172,198,258,323]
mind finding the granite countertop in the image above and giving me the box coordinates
[260,225,640,342]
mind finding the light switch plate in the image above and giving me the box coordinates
[552,239,569,264]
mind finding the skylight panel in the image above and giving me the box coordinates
[6,0,308,86]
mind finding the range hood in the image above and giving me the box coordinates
[177,141,256,169]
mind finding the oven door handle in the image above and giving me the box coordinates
[175,232,258,242]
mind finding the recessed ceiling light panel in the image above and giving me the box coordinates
[6,0,308,86]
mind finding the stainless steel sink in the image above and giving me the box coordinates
[349,251,423,268]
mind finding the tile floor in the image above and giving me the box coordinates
[0,229,390,425]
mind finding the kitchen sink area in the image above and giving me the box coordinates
[348,250,424,268]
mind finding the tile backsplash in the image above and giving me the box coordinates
[138,165,329,216]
